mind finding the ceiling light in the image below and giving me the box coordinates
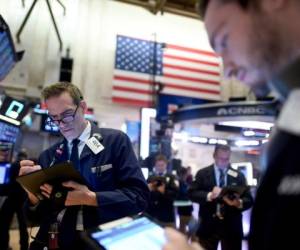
[190,137,208,143]
[219,121,274,130]
[235,140,260,147]
[243,130,256,136]
[209,138,217,144]
[217,139,228,145]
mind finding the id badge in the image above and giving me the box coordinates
[86,136,104,154]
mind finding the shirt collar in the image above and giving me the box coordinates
[214,164,227,174]
[153,168,167,176]
[67,121,91,144]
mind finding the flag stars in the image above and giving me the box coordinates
[115,35,164,75]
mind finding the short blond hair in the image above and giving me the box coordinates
[41,82,83,105]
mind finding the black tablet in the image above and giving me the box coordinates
[16,161,86,199]
[219,185,249,198]
[82,216,166,250]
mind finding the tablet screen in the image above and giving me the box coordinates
[91,217,166,250]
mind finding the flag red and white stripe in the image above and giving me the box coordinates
[112,36,222,107]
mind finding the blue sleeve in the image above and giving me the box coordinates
[95,131,149,220]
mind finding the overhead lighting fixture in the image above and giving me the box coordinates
[209,138,217,144]
[219,121,274,130]
[243,130,256,137]
[217,139,228,145]
[190,136,208,143]
[235,140,260,147]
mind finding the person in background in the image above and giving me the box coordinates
[177,167,193,234]
[19,82,149,250]
[164,0,300,249]
[188,145,253,250]
[186,166,193,185]
[0,150,29,250]
[146,154,179,227]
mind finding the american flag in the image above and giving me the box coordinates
[112,35,221,107]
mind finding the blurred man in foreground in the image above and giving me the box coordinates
[164,0,300,249]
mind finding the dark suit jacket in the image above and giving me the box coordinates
[249,130,300,250]
[188,165,253,238]
[146,173,179,223]
[27,124,149,249]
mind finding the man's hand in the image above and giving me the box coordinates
[40,183,53,199]
[223,193,242,208]
[19,160,42,205]
[163,228,203,250]
[62,181,98,206]
[19,160,41,176]
[157,182,166,194]
[148,182,156,191]
[210,186,222,200]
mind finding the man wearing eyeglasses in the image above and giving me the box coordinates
[19,82,149,250]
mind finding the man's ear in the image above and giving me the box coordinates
[79,100,87,113]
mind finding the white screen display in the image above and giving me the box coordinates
[0,167,6,184]
[91,217,166,250]
[0,163,10,184]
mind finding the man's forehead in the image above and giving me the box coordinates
[46,100,75,116]
[204,1,244,30]
[46,92,74,106]
[216,150,230,156]
[204,0,228,46]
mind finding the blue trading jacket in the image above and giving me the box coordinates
[27,123,149,249]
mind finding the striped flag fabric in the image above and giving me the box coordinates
[112,35,222,107]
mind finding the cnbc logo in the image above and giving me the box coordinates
[217,106,266,116]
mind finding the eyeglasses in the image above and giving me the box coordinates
[47,105,79,127]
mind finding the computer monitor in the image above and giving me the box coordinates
[0,121,20,143]
[0,141,13,184]
[0,15,23,81]
[40,114,60,134]
[0,16,16,81]
[0,96,29,126]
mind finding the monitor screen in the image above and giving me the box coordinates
[90,217,166,250]
[0,141,13,184]
[0,15,17,81]
[0,96,29,126]
[40,114,60,134]
[0,121,20,143]
[0,162,11,184]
